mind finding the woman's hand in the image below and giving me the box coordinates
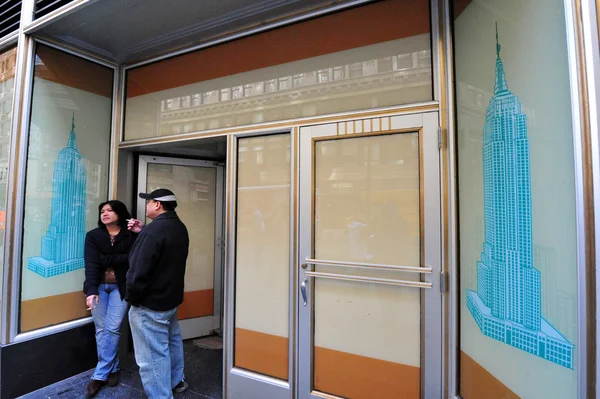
[86,295,99,310]
[127,218,144,233]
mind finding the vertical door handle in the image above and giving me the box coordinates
[301,279,307,306]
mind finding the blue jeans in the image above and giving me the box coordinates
[91,283,128,381]
[129,305,184,399]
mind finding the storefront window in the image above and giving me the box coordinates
[20,44,113,332]
[124,0,432,140]
[0,46,17,318]
[455,0,579,397]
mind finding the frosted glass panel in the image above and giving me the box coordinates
[20,44,113,332]
[313,133,421,399]
[234,134,290,380]
[146,163,216,320]
[455,1,579,398]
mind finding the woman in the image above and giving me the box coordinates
[83,200,137,398]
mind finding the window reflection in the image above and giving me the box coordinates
[315,133,419,266]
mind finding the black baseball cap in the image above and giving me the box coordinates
[139,188,177,202]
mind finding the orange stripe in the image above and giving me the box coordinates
[235,328,288,380]
[35,44,113,98]
[460,351,519,399]
[177,289,214,320]
[21,291,89,332]
[314,347,420,399]
[126,0,430,98]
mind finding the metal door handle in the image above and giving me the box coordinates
[300,279,307,306]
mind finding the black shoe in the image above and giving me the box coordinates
[86,379,106,398]
[173,380,189,393]
[107,371,119,387]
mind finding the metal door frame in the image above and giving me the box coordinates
[297,111,443,399]
[137,155,225,339]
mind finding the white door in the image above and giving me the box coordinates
[137,155,224,340]
[298,112,443,399]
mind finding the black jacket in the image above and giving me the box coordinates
[83,227,138,299]
[125,211,189,311]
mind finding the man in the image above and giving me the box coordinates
[126,188,189,399]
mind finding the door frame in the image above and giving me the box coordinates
[137,155,225,340]
[297,111,443,399]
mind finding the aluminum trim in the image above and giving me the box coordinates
[123,0,376,70]
[564,0,594,397]
[108,62,119,198]
[437,0,457,397]
[213,165,226,325]
[8,35,35,343]
[1,0,35,344]
[224,134,236,395]
[304,271,433,289]
[304,259,432,273]
[23,0,99,35]
[13,316,93,343]
[229,368,291,388]
[118,65,127,143]
[32,37,117,68]
[0,31,18,53]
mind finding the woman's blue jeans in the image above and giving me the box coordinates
[91,283,128,381]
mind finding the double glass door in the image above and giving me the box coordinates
[298,112,442,399]
[228,111,442,399]
[137,156,225,340]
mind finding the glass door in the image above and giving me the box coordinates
[298,112,443,399]
[137,156,224,340]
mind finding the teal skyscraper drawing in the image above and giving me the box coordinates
[466,25,574,369]
[28,114,87,278]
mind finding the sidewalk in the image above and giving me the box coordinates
[18,338,223,399]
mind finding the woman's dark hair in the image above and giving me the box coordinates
[97,200,131,227]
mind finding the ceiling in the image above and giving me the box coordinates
[122,136,228,160]
[34,0,352,65]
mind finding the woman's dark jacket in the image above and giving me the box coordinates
[83,227,137,300]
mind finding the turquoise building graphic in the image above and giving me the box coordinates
[28,115,87,278]
[466,27,574,369]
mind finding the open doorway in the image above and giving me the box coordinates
[117,136,227,398]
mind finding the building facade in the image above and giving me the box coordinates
[0,0,596,398]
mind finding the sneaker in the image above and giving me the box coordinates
[107,371,119,387]
[86,379,106,398]
[173,380,189,393]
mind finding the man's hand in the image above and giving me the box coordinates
[86,295,98,310]
[127,218,144,233]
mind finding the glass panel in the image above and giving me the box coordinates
[234,134,290,380]
[20,44,114,332]
[313,133,420,399]
[0,46,17,321]
[146,163,217,320]
[455,0,579,398]
[124,0,432,140]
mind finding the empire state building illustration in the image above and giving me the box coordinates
[466,26,574,369]
[28,115,87,278]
